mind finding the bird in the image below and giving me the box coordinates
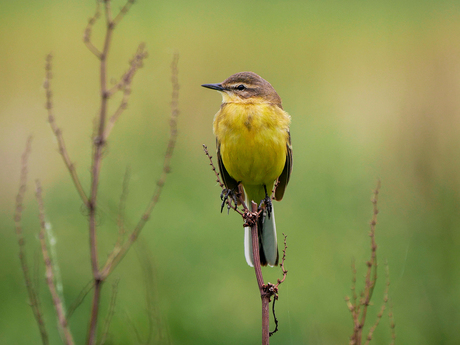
[202,71,292,267]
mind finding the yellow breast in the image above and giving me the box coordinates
[213,102,290,189]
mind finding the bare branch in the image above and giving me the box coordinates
[359,181,381,332]
[202,144,245,216]
[364,261,390,345]
[83,1,102,59]
[103,0,113,26]
[269,233,289,338]
[112,0,136,27]
[35,180,74,345]
[14,137,49,345]
[351,258,358,314]
[103,43,148,140]
[100,53,180,279]
[388,300,396,345]
[202,144,225,189]
[107,42,147,96]
[275,233,288,288]
[44,54,89,207]
[87,0,120,340]
[247,202,270,344]
[346,180,389,345]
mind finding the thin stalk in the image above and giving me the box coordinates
[86,2,115,343]
[250,202,270,345]
[35,180,74,345]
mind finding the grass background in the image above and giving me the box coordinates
[1,0,460,343]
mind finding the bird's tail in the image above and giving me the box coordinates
[244,206,279,267]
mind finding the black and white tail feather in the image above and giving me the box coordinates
[244,203,279,267]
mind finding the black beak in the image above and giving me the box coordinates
[201,83,224,91]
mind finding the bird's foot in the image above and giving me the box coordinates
[220,188,238,214]
[259,195,273,219]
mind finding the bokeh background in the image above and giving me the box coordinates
[1,0,460,344]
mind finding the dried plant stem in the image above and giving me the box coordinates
[274,234,289,288]
[87,279,102,345]
[103,43,147,140]
[249,201,270,345]
[82,3,177,341]
[45,55,89,207]
[346,180,392,345]
[113,0,135,27]
[41,0,174,342]
[100,52,180,279]
[86,22,111,345]
[83,1,102,59]
[389,301,396,345]
[202,144,244,216]
[358,181,380,342]
[86,1,137,343]
[14,137,49,345]
[203,148,289,343]
[364,262,390,345]
[35,180,74,345]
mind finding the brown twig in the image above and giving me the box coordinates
[104,43,148,139]
[202,144,224,189]
[112,0,135,27]
[87,1,137,343]
[269,233,288,337]
[275,233,289,288]
[43,0,175,342]
[202,144,245,216]
[14,137,49,345]
[346,259,360,342]
[358,181,380,341]
[389,300,396,345]
[99,52,180,280]
[346,180,392,345]
[44,54,89,207]
[248,202,270,345]
[83,0,102,59]
[364,261,390,345]
[35,180,74,345]
[351,258,358,314]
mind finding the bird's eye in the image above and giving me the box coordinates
[236,84,246,90]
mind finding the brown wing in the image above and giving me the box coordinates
[216,139,239,191]
[274,131,292,201]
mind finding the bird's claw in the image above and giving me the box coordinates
[259,195,273,219]
[220,188,238,214]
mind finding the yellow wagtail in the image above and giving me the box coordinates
[202,71,292,267]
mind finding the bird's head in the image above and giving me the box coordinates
[202,71,282,106]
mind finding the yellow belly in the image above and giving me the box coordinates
[214,102,290,202]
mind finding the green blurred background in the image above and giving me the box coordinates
[1,0,460,344]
